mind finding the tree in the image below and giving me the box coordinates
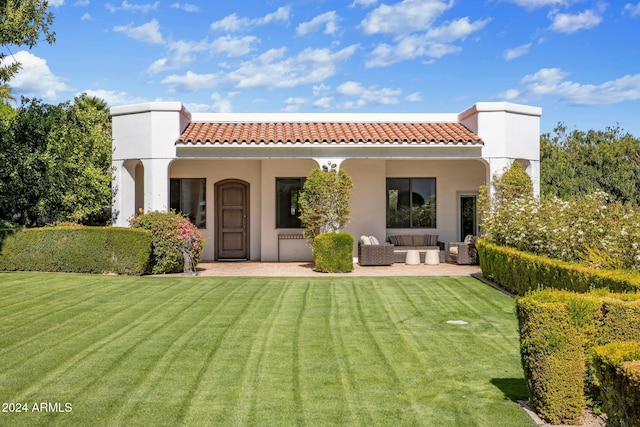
[0,94,112,226]
[0,0,55,85]
[298,166,353,244]
[541,124,640,205]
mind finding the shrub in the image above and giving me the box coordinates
[313,232,354,273]
[592,341,640,427]
[0,226,151,275]
[477,239,640,296]
[481,191,640,271]
[299,167,353,244]
[129,211,204,274]
[517,292,597,424]
[517,290,640,424]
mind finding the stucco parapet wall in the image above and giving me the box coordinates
[458,102,542,121]
[110,101,192,120]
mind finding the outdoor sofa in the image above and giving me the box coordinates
[387,234,444,263]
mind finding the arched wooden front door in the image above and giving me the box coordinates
[215,179,249,260]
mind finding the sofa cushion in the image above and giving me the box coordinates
[360,235,372,246]
[399,235,414,246]
[425,234,438,246]
[369,235,380,245]
[449,246,459,255]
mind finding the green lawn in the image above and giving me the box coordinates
[0,273,536,426]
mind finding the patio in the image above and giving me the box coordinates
[190,261,481,277]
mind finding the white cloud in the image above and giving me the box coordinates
[211,6,291,32]
[503,43,532,61]
[502,0,568,10]
[48,0,65,6]
[296,11,339,36]
[549,9,603,33]
[74,0,90,6]
[406,92,422,102]
[3,51,72,101]
[82,89,149,107]
[336,81,402,108]
[170,3,199,12]
[227,45,359,89]
[113,19,164,44]
[504,68,640,105]
[360,0,454,35]
[313,97,333,108]
[623,2,640,17]
[80,13,92,21]
[210,35,259,57]
[106,1,159,13]
[283,97,306,112]
[146,35,255,75]
[365,17,489,67]
[161,71,222,92]
[210,92,238,113]
[351,0,377,6]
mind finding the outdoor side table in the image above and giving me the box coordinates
[405,250,421,265]
[424,249,440,265]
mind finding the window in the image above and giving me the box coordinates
[386,178,436,228]
[170,178,206,228]
[276,178,305,228]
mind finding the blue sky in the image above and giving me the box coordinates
[5,0,640,136]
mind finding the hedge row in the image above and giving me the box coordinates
[0,227,152,275]
[517,290,640,424]
[477,239,640,295]
[313,232,354,273]
[592,341,640,427]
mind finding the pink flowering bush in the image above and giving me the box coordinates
[481,191,640,271]
[129,210,204,274]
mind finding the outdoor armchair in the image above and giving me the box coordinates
[357,238,395,266]
[447,235,478,265]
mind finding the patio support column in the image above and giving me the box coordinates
[142,158,173,213]
[112,159,137,226]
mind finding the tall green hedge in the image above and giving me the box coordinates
[477,239,640,295]
[313,232,354,273]
[592,341,640,427]
[0,227,151,275]
[517,290,640,424]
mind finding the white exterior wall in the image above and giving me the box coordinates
[111,102,190,225]
[459,102,542,196]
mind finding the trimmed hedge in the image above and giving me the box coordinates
[0,227,151,275]
[313,232,354,273]
[517,290,640,424]
[592,341,640,427]
[477,239,640,295]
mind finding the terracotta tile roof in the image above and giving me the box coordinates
[176,122,482,146]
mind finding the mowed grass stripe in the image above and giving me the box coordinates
[0,274,537,427]
[6,278,228,402]
[0,277,164,358]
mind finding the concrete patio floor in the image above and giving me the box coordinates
[191,261,481,277]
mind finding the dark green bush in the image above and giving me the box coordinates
[0,227,151,275]
[592,341,640,427]
[517,290,640,424]
[313,232,353,273]
[517,292,596,424]
[129,211,204,274]
[477,239,640,296]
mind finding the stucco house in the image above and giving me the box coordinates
[111,101,541,262]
